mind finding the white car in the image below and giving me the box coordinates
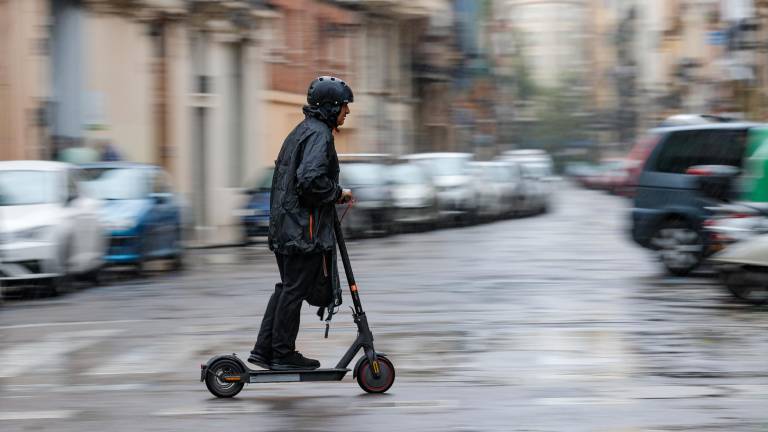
[389,162,439,229]
[469,161,518,219]
[500,150,554,213]
[402,153,479,224]
[0,161,106,294]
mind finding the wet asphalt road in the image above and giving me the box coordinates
[1,183,767,432]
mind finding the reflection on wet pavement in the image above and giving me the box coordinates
[1,183,767,431]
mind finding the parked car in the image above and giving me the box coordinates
[80,163,183,274]
[630,122,761,276]
[500,149,555,176]
[500,149,554,211]
[616,134,665,198]
[470,161,517,220]
[518,164,550,214]
[338,155,394,238]
[577,159,622,191]
[239,167,273,244]
[388,161,439,230]
[402,153,478,224]
[0,161,105,294]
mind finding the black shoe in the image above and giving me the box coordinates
[270,352,320,371]
[248,351,271,369]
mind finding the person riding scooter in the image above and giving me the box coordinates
[249,76,354,371]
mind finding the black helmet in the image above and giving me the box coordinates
[307,76,354,107]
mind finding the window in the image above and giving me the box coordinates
[68,169,80,201]
[652,129,747,174]
[80,168,149,200]
[0,171,59,205]
[152,170,172,194]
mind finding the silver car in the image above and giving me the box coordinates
[402,153,478,225]
[389,162,439,230]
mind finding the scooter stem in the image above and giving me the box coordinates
[334,208,363,316]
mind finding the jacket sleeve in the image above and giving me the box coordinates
[296,131,342,207]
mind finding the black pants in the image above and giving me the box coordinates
[253,252,324,358]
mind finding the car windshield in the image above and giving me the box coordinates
[390,164,427,185]
[426,157,468,176]
[341,163,387,186]
[0,170,60,206]
[522,163,552,177]
[492,166,509,182]
[80,167,149,200]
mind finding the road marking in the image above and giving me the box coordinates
[0,329,120,378]
[362,399,460,410]
[154,400,460,417]
[3,383,148,393]
[0,410,77,421]
[154,404,269,416]
[83,336,206,376]
[535,397,630,405]
[84,347,158,375]
[0,320,143,330]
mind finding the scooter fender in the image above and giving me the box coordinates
[352,352,387,379]
[200,354,246,382]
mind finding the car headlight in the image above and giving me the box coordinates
[12,226,52,242]
[107,218,136,231]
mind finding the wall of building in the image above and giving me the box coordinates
[0,0,49,161]
[506,0,589,88]
[83,11,154,163]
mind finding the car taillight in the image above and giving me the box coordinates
[686,166,712,176]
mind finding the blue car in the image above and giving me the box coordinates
[240,168,273,244]
[80,163,183,273]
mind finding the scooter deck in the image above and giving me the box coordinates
[243,368,349,384]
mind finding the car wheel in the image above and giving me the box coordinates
[86,266,104,287]
[134,239,148,277]
[651,219,704,276]
[46,238,74,296]
[171,251,184,272]
[241,228,252,246]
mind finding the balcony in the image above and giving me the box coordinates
[334,0,441,18]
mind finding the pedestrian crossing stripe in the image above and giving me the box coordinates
[0,329,121,378]
[0,410,78,421]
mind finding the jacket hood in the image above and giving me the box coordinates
[303,104,339,129]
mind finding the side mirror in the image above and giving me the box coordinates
[686,165,740,201]
[149,192,172,204]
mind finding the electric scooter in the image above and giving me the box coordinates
[201,208,395,397]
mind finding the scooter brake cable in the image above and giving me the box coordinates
[339,201,354,223]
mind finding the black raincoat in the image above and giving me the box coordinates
[268,105,344,320]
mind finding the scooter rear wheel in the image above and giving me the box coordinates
[205,358,245,398]
[356,356,395,394]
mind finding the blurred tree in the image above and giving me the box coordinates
[519,76,591,160]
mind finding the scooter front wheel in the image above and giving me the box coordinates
[205,358,245,398]
[356,356,395,394]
